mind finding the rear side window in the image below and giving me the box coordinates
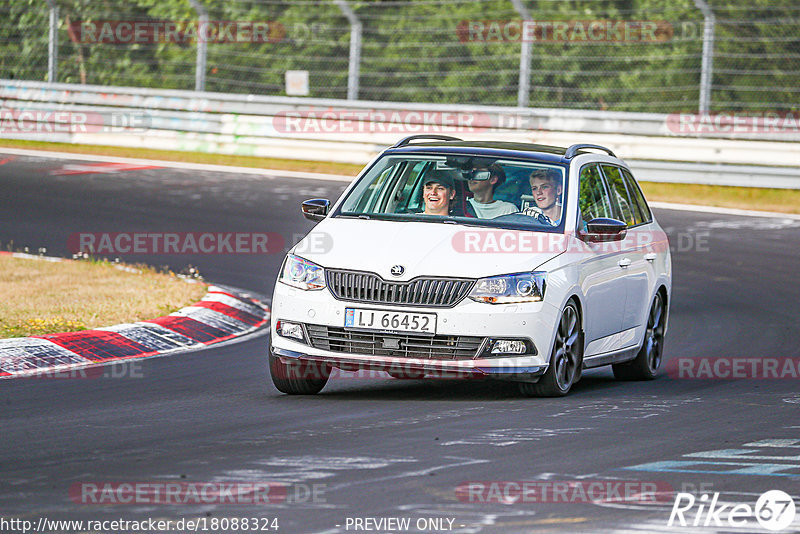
[601,165,636,226]
[578,164,614,223]
[622,169,653,224]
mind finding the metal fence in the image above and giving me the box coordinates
[1,0,799,113]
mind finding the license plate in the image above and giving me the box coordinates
[345,308,436,335]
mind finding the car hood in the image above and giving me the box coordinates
[291,217,567,280]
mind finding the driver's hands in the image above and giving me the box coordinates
[521,206,554,225]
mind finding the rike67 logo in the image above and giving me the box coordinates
[669,490,796,531]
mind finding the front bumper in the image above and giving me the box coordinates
[271,346,547,381]
[270,282,560,381]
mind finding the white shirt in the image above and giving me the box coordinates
[468,198,518,219]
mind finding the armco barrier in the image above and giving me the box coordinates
[1,79,798,188]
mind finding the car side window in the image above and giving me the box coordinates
[353,163,397,213]
[601,165,636,226]
[579,164,613,223]
[622,169,653,224]
[393,161,429,213]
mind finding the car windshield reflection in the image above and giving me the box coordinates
[335,155,568,232]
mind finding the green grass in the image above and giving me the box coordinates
[0,254,208,339]
[639,182,800,215]
[0,138,364,176]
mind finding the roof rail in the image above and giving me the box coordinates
[392,135,463,148]
[564,144,616,159]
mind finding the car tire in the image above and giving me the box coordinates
[613,292,665,381]
[519,302,583,397]
[269,350,330,395]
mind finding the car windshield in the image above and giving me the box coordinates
[335,154,568,232]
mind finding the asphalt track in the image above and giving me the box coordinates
[1,151,799,533]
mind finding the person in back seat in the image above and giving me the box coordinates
[466,163,518,218]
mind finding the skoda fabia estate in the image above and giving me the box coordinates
[270,136,671,396]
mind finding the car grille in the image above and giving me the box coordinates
[326,269,474,308]
[306,324,485,360]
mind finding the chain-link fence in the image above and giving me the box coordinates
[1,0,798,113]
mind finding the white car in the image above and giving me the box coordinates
[269,136,671,396]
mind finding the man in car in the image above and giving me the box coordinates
[466,163,518,218]
[422,170,457,216]
[524,168,563,225]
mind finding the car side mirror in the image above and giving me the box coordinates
[301,198,330,222]
[579,217,627,242]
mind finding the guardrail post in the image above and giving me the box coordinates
[510,0,531,108]
[45,0,59,83]
[188,0,208,92]
[693,0,715,114]
[334,0,361,100]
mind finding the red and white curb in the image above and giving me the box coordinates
[0,254,269,379]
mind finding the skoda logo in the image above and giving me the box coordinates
[390,265,405,277]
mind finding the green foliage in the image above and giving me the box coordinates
[0,0,797,112]
[0,0,50,81]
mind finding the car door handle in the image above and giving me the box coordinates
[618,258,632,268]
[645,253,657,262]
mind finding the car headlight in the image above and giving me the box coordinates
[468,272,546,304]
[279,254,326,291]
